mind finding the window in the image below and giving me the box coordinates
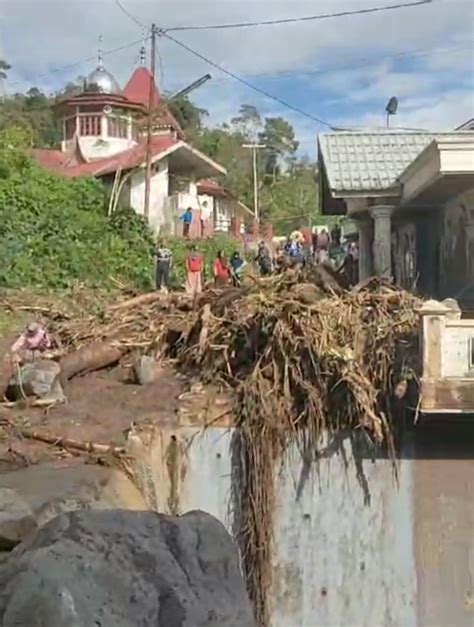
[107,117,128,139]
[79,115,101,136]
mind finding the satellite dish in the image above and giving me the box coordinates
[385,97,398,115]
[103,105,112,115]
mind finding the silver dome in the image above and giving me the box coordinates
[84,65,121,95]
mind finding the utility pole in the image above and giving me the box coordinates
[144,24,157,222]
[243,143,266,221]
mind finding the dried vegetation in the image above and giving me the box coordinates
[9,267,422,626]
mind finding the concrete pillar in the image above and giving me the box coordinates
[355,218,373,280]
[370,205,394,278]
[418,299,449,380]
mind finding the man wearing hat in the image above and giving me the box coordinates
[10,322,51,365]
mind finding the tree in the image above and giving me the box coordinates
[0,59,11,80]
[167,96,208,133]
[231,104,262,139]
[259,117,299,182]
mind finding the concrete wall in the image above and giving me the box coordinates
[439,189,474,298]
[130,159,169,231]
[128,421,474,626]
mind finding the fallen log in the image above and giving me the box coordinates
[59,342,125,381]
[0,419,125,455]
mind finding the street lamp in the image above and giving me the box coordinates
[169,74,211,101]
[385,96,398,127]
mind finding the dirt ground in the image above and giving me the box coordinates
[0,363,185,471]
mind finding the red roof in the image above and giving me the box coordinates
[197,179,228,197]
[33,136,179,179]
[33,149,78,170]
[124,67,184,138]
[123,67,161,108]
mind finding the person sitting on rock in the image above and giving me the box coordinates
[10,322,51,365]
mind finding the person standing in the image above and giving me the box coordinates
[154,240,173,293]
[255,241,272,276]
[213,250,231,287]
[230,251,246,285]
[180,207,193,238]
[185,244,204,295]
[199,199,212,238]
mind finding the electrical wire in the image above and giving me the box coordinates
[162,0,437,32]
[113,0,146,29]
[205,41,472,86]
[162,32,332,127]
[8,37,146,88]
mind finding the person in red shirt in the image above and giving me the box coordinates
[213,250,230,287]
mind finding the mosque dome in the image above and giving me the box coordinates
[84,64,121,95]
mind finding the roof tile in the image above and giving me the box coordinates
[319,131,446,192]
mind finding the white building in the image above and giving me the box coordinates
[34,48,251,235]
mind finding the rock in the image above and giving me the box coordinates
[7,359,65,402]
[132,355,160,385]
[0,509,257,627]
[0,464,147,546]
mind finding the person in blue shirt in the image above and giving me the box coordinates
[180,207,193,238]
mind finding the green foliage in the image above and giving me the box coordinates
[166,95,208,132]
[185,100,320,235]
[0,144,155,291]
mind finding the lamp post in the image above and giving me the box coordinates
[242,143,266,221]
[385,96,398,128]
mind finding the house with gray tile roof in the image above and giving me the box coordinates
[318,129,474,291]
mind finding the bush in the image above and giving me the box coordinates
[0,160,155,291]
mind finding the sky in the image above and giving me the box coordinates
[0,0,473,158]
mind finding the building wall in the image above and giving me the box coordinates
[129,422,474,627]
[391,188,474,299]
[439,188,474,298]
[64,135,136,161]
[130,159,169,231]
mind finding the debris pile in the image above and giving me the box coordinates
[48,267,421,450]
[8,268,422,627]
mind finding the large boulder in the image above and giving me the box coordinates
[0,509,257,627]
[0,464,147,546]
[6,359,65,402]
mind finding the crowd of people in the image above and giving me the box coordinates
[154,224,359,297]
[253,225,359,280]
[154,241,248,296]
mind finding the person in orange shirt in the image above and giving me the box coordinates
[185,245,204,295]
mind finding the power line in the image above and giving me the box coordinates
[162,32,332,127]
[163,0,437,32]
[205,41,472,86]
[8,38,146,89]
[113,0,146,29]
